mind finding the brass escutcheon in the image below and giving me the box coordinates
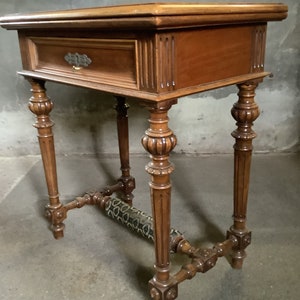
[64,52,92,71]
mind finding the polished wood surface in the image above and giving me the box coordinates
[15,25,272,100]
[0,3,287,101]
[0,3,287,29]
[0,3,287,299]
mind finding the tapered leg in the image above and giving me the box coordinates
[142,99,178,300]
[114,96,135,205]
[27,78,64,239]
[227,82,260,268]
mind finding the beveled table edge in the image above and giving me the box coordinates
[0,3,288,30]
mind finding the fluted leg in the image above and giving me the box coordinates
[142,99,178,300]
[115,96,135,205]
[27,78,64,239]
[227,82,260,268]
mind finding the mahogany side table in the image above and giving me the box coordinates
[0,3,287,299]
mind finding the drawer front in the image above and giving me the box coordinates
[28,37,138,89]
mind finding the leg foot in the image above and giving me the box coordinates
[227,227,251,269]
[228,82,260,267]
[149,278,178,300]
[141,99,178,298]
[115,96,135,205]
[27,78,64,238]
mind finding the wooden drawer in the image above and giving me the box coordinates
[26,37,138,89]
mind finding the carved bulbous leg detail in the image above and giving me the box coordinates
[142,131,177,176]
[27,78,64,239]
[228,82,260,268]
[142,99,178,299]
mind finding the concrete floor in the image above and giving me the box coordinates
[0,153,299,299]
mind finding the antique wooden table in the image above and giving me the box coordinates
[0,3,287,299]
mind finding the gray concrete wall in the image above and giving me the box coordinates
[0,0,299,157]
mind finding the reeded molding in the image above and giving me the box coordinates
[138,38,156,91]
[158,34,176,92]
[251,25,267,73]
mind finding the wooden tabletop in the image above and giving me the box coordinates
[0,3,288,30]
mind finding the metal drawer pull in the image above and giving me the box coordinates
[64,52,92,70]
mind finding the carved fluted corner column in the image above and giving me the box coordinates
[227,82,260,269]
[27,78,64,239]
[141,99,178,300]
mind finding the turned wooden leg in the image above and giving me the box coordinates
[142,99,178,300]
[227,82,260,269]
[114,96,135,205]
[27,78,64,239]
